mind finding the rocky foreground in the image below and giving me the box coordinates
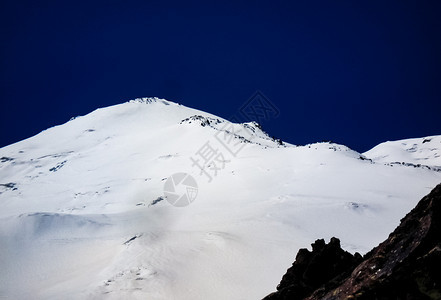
[264,183,441,300]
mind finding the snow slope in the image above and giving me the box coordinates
[363,135,441,170]
[0,98,440,300]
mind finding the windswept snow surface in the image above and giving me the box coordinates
[0,98,440,299]
[363,135,441,169]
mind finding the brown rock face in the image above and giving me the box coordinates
[264,183,441,300]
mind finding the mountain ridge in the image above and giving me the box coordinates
[0,98,440,299]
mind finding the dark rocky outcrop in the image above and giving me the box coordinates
[264,183,441,300]
[263,237,362,300]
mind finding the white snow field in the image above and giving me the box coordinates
[363,135,441,169]
[0,98,440,300]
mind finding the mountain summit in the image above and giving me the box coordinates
[0,98,440,299]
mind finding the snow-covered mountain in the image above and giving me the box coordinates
[0,98,440,300]
[363,135,441,170]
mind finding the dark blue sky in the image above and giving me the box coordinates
[1,1,440,152]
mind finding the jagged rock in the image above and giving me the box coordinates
[310,182,441,300]
[263,183,441,300]
[263,237,362,300]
